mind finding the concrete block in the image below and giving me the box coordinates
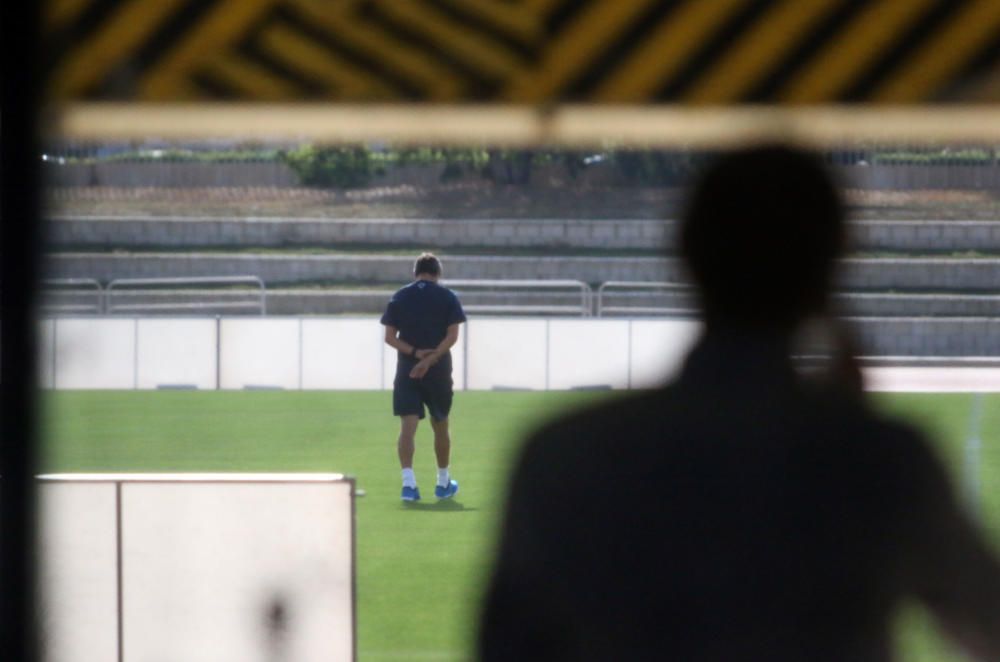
[541,223,565,239]
[344,224,369,240]
[592,224,616,240]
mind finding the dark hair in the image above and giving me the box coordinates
[680,144,845,328]
[414,252,442,277]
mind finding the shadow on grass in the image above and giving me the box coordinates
[401,499,478,513]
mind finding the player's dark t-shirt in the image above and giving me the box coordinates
[380,280,466,375]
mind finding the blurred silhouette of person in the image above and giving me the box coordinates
[479,144,1000,661]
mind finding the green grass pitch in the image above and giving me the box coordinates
[41,390,1000,661]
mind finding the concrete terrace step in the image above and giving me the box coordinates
[47,216,1000,252]
[45,252,1000,293]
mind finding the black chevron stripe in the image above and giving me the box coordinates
[189,70,244,100]
[92,0,221,98]
[248,14,408,99]
[743,0,870,103]
[561,0,685,101]
[544,0,585,35]
[651,0,777,101]
[949,21,1000,100]
[842,0,963,102]
[423,0,537,56]
[271,4,426,99]
[351,1,513,97]
[232,23,328,98]
[44,0,127,76]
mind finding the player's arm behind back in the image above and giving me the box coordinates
[410,324,459,379]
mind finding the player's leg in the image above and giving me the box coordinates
[398,414,421,501]
[398,414,419,471]
[430,416,450,477]
[423,376,458,499]
[394,373,425,501]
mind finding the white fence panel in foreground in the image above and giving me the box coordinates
[38,474,356,662]
[39,481,119,662]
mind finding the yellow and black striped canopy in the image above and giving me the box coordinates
[46,0,1000,103]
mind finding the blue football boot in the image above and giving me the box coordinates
[401,485,421,502]
[434,479,459,499]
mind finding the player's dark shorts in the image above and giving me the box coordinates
[393,360,454,421]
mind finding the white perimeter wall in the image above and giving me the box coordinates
[40,317,702,391]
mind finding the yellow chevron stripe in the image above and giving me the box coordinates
[874,0,1000,102]
[685,0,842,103]
[375,0,525,81]
[138,0,277,100]
[49,0,188,98]
[593,0,749,102]
[287,0,464,100]
[437,0,543,42]
[47,0,92,30]
[504,0,655,102]
[780,0,935,103]
[203,53,302,100]
[259,23,396,100]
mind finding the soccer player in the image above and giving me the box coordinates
[381,253,466,502]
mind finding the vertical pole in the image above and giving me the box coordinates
[964,393,986,518]
[52,318,59,389]
[133,318,140,389]
[462,321,469,392]
[544,319,550,391]
[116,481,125,662]
[215,316,222,390]
[379,323,385,391]
[1,0,41,658]
[626,320,633,390]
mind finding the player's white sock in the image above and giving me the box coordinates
[437,467,450,487]
[401,468,416,488]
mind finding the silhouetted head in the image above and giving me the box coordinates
[680,144,845,330]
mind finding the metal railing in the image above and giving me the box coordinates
[105,276,267,315]
[444,279,593,317]
[596,281,697,317]
[39,278,104,314]
[596,282,1000,318]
